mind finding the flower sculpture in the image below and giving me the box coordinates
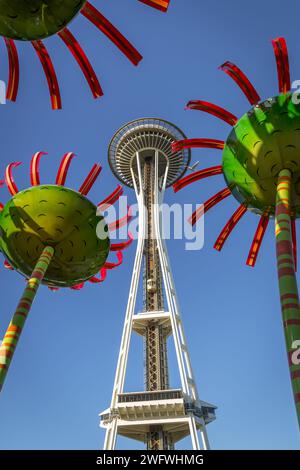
[0,152,133,391]
[0,0,170,108]
[172,37,300,427]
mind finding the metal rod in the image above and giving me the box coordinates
[275,169,300,427]
[0,246,55,392]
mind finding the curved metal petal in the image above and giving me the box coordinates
[4,260,14,270]
[219,61,261,105]
[110,232,134,251]
[186,100,238,126]
[173,166,223,193]
[98,185,124,211]
[272,37,291,94]
[78,164,102,195]
[189,188,231,226]
[4,38,19,102]
[30,152,47,186]
[55,152,76,186]
[81,2,142,66]
[246,215,269,267]
[58,28,103,99]
[89,268,107,283]
[108,206,132,232]
[5,162,22,195]
[139,0,170,11]
[172,139,224,153]
[31,40,62,110]
[70,283,85,290]
[104,251,123,269]
[214,204,247,251]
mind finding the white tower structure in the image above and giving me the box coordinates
[100,118,216,450]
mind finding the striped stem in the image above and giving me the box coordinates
[0,246,54,392]
[275,169,300,427]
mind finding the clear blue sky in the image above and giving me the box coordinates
[0,0,300,450]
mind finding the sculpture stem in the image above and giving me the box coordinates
[275,169,300,427]
[0,246,54,392]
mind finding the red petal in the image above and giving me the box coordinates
[110,232,134,251]
[104,251,123,269]
[4,260,14,270]
[58,28,103,99]
[173,166,223,193]
[4,38,19,102]
[30,152,47,186]
[214,204,247,251]
[139,0,170,12]
[172,139,224,153]
[186,100,238,126]
[81,2,142,66]
[31,40,62,110]
[108,206,132,232]
[70,283,85,291]
[5,162,22,195]
[272,37,291,94]
[246,215,269,267]
[189,188,231,226]
[55,152,76,186]
[98,185,124,211]
[89,268,107,283]
[78,164,102,196]
[219,61,260,105]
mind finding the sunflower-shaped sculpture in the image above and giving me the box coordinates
[172,37,300,428]
[0,152,133,391]
[0,0,170,108]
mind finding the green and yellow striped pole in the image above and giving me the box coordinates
[0,246,54,392]
[275,169,300,427]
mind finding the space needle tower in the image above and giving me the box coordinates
[100,118,216,450]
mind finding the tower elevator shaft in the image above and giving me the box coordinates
[102,118,216,450]
[143,156,171,450]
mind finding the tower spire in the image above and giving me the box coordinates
[101,118,216,450]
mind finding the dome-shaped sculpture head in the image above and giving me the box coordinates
[0,185,109,288]
[172,37,300,264]
[223,93,300,216]
[0,0,86,41]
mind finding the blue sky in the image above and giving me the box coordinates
[0,0,300,450]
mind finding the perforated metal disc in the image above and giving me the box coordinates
[0,185,109,287]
